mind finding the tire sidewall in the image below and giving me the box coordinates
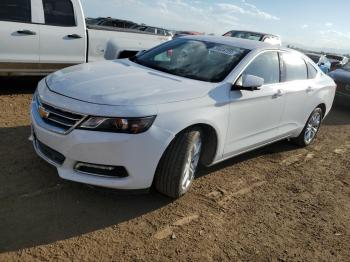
[302,107,323,146]
[178,130,202,196]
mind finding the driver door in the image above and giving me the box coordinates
[224,51,286,158]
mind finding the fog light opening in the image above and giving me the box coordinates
[74,162,129,178]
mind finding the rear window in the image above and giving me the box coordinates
[43,0,76,26]
[229,31,263,41]
[281,52,308,81]
[0,0,31,23]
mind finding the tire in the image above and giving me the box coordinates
[293,107,323,147]
[154,127,202,199]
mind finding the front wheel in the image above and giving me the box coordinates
[293,107,323,147]
[154,127,202,198]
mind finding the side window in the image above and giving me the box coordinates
[101,20,114,27]
[43,0,76,26]
[281,52,308,81]
[158,29,166,36]
[307,62,318,79]
[243,52,280,85]
[145,27,156,34]
[0,0,31,23]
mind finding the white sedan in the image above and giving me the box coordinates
[31,36,336,198]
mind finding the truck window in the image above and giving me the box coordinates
[0,0,31,23]
[145,27,156,34]
[43,0,76,27]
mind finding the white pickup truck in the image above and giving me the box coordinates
[0,0,171,76]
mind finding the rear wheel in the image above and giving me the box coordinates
[293,107,323,147]
[154,127,202,198]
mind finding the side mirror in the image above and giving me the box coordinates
[233,74,264,91]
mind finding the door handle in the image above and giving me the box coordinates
[306,86,314,93]
[67,34,82,39]
[17,30,36,35]
[273,89,284,98]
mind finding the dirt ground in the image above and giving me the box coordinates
[0,77,349,262]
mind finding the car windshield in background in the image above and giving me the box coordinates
[231,31,263,41]
[326,55,343,61]
[130,38,249,82]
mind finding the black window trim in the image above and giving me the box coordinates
[0,0,32,24]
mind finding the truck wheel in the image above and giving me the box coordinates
[293,107,323,147]
[154,127,202,198]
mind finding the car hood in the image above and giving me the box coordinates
[46,60,213,106]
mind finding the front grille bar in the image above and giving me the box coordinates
[35,93,87,135]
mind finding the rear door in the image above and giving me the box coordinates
[277,52,310,136]
[38,0,86,72]
[0,0,40,74]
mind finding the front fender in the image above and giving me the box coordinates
[155,97,230,162]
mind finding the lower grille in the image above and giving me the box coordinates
[36,139,66,165]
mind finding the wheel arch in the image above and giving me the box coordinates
[317,103,326,118]
[164,122,220,167]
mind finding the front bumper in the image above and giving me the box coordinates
[31,97,174,190]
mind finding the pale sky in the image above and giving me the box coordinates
[82,0,350,54]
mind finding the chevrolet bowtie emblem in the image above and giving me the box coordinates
[38,106,50,119]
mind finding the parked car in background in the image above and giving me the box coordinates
[31,36,336,198]
[86,17,137,29]
[130,25,173,37]
[305,53,331,74]
[0,0,171,76]
[173,31,205,38]
[329,62,350,107]
[223,30,282,46]
[326,54,349,69]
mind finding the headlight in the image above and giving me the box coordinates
[78,116,156,134]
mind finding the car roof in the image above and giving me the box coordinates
[183,35,277,50]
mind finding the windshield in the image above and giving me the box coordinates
[130,38,249,82]
[230,31,263,41]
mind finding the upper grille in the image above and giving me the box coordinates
[39,102,85,133]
